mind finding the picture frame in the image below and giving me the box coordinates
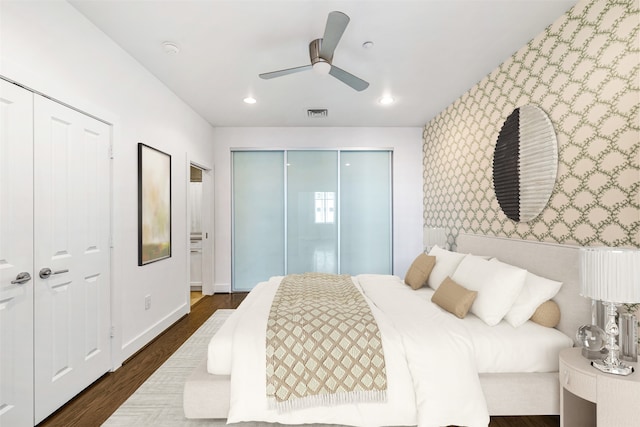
[138,143,172,265]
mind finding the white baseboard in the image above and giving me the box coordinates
[214,283,231,294]
[116,302,189,367]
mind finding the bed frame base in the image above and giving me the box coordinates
[480,372,559,415]
[183,357,559,419]
[183,358,229,419]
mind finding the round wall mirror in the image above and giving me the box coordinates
[493,105,558,222]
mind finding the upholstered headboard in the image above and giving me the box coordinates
[456,233,591,344]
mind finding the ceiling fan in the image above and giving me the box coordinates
[259,11,369,92]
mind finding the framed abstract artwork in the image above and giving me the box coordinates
[138,143,172,265]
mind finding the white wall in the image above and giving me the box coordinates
[212,127,424,292]
[1,0,216,366]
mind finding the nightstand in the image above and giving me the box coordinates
[559,347,640,427]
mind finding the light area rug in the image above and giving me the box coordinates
[103,309,350,427]
[103,310,237,427]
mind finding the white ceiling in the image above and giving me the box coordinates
[69,0,577,127]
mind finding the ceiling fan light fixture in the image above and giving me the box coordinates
[312,60,331,75]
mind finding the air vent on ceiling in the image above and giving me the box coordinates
[307,109,328,118]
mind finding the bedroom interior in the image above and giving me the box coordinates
[1,0,638,426]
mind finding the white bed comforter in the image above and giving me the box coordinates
[221,274,489,427]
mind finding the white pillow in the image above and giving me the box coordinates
[451,254,527,326]
[427,245,467,290]
[495,260,563,327]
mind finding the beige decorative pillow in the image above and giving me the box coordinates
[404,253,436,290]
[530,300,561,328]
[431,276,477,319]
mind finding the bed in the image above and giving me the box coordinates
[183,233,591,424]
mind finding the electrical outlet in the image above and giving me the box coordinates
[145,294,151,310]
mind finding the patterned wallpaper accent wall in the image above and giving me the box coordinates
[423,0,639,249]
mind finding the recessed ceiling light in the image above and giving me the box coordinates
[362,41,374,49]
[162,41,180,54]
[379,96,395,105]
[243,97,257,104]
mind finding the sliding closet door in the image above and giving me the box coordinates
[232,149,392,291]
[232,151,285,291]
[340,151,392,275]
[287,151,338,274]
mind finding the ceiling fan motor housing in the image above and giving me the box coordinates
[310,38,332,72]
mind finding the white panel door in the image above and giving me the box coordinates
[0,80,35,427]
[33,95,111,423]
[201,168,214,295]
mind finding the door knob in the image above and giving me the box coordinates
[11,272,32,285]
[39,267,69,279]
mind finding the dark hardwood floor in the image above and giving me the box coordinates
[38,292,559,427]
[37,293,247,427]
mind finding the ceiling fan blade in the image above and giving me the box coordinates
[329,65,369,91]
[259,64,312,79]
[319,11,350,60]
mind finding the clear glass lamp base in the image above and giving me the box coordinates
[591,301,636,376]
[591,359,635,376]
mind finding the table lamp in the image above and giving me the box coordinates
[579,247,640,376]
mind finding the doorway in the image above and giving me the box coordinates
[189,165,204,305]
[188,163,214,305]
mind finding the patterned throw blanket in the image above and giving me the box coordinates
[265,273,387,411]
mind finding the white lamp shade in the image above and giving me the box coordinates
[423,227,447,250]
[579,247,640,303]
